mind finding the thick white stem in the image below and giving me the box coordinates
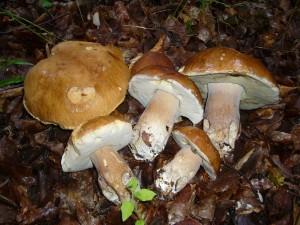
[203,83,244,158]
[90,146,135,204]
[130,89,180,161]
[155,145,202,197]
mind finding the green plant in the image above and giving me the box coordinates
[185,20,194,35]
[38,0,53,8]
[0,58,33,71]
[0,58,33,87]
[120,178,156,225]
[173,0,189,18]
[196,0,246,11]
[0,76,24,87]
[196,0,215,11]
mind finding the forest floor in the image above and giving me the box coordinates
[0,0,299,224]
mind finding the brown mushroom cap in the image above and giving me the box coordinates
[129,65,204,124]
[130,51,174,75]
[179,47,280,109]
[23,41,131,129]
[130,35,174,75]
[172,126,220,179]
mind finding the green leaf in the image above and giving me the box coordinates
[0,58,33,68]
[5,59,33,66]
[135,220,145,225]
[120,201,135,221]
[0,76,24,87]
[39,0,53,8]
[134,189,156,202]
[268,167,285,185]
[185,20,194,35]
[126,178,139,193]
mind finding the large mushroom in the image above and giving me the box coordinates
[62,115,136,204]
[128,66,204,161]
[23,41,131,129]
[179,47,280,158]
[155,126,220,197]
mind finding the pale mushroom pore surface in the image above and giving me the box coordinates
[128,74,203,124]
[187,72,279,109]
[172,127,220,179]
[61,118,132,172]
[179,47,280,109]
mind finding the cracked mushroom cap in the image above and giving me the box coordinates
[23,41,131,129]
[179,46,280,109]
[172,126,220,179]
[61,115,132,172]
[128,66,204,124]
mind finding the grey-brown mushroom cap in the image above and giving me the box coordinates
[179,47,280,110]
[23,41,131,129]
[61,115,133,172]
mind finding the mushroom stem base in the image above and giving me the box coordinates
[90,146,135,204]
[130,89,180,161]
[155,145,201,198]
[203,83,244,158]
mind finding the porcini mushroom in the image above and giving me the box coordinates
[129,34,174,74]
[179,47,280,158]
[155,126,220,197]
[128,66,204,161]
[61,115,136,205]
[23,41,131,129]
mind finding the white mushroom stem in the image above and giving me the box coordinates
[130,89,180,161]
[155,145,202,196]
[203,83,244,158]
[90,146,136,205]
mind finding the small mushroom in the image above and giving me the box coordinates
[179,47,280,158]
[129,34,174,74]
[61,115,136,205]
[155,126,220,197]
[128,66,204,161]
[23,41,131,129]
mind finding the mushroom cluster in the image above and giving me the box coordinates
[127,43,280,197]
[128,35,204,162]
[23,38,280,212]
[179,47,280,159]
[23,41,138,205]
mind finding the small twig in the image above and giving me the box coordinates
[33,12,71,28]
[253,46,298,54]
[150,3,179,15]
[0,86,24,98]
[75,0,85,25]
[122,24,158,30]
[0,178,9,188]
[0,8,65,43]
